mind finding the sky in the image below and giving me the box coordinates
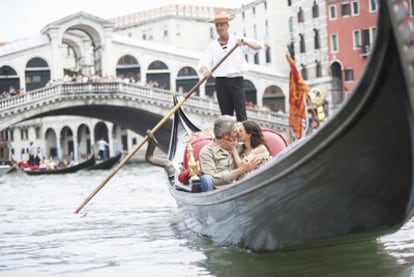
[0,0,252,42]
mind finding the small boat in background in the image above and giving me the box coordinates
[88,153,122,170]
[19,155,95,175]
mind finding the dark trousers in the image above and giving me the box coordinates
[215,77,247,121]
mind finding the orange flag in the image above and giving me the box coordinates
[286,54,309,139]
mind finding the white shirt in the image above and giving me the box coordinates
[97,140,107,151]
[200,34,260,78]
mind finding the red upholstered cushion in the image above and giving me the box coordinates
[179,134,213,185]
[262,128,288,157]
[182,137,213,168]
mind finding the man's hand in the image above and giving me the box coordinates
[200,66,212,78]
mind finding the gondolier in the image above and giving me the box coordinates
[200,14,262,121]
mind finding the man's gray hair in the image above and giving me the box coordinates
[214,115,236,138]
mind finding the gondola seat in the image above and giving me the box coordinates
[262,128,288,157]
[177,129,288,187]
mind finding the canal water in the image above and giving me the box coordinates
[1,163,414,276]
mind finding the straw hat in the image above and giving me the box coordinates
[208,14,234,24]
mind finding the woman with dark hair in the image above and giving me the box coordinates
[232,120,271,171]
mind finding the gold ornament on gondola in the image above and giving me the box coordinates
[308,87,327,124]
[185,134,200,181]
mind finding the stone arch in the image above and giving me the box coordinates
[77,124,91,159]
[116,54,140,83]
[45,128,58,159]
[94,122,109,159]
[176,66,199,94]
[244,79,257,105]
[62,37,82,76]
[25,57,51,91]
[263,85,285,112]
[0,65,20,94]
[147,60,170,90]
[42,12,114,78]
[60,126,74,160]
[330,61,343,106]
[62,28,101,76]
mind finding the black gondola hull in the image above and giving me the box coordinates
[166,1,414,251]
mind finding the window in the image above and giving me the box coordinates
[301,65,308,80]
[329,5,337,20]
[315,61,322,78]
[341,3,351,17]
[312,1,319,18]
[265,45,271,63]
[264,1,267,10]
[345,69,354,81]
[300,34,306,53]
[35,127,40,139]
[352,1,359,16]
[369,0,377,12]
[361,29,372,56]
[411,0,414,16]
[33,76,41,83]
[353,30,361,49]
[331,34,339,52]
[314,29,320,49]
[254,53,260,65]
[289,17,294,33]
[298,7,304,23]
[20,129,28,140]
[361,29,371,49]
[252,7,256,14]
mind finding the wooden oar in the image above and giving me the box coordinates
[74,43,240,213]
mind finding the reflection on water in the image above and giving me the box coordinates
[0,163,413,276]
[193,239,412,277]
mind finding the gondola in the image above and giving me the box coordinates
[20,155,96,175]
[88,153,122,170]
[0,164,10,177]
[161,1,414,252]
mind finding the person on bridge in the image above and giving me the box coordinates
[199,14,262,122]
